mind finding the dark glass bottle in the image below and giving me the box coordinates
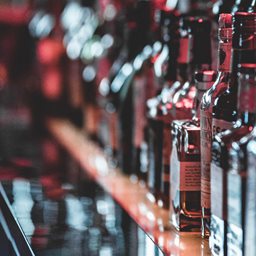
[200,13,232,238]
[226,64,256,256]
[210,12,256,256]
[109,0,153,174]
[146,10,180,207]
[212,12,256,137]
[170,70,216,232]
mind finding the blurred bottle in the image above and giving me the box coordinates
[146,9,180,206]
[107,0,154,174]
[200,13,232,238]
[245,134,256,256]
[210,12,256,256]
[170,70,216,232]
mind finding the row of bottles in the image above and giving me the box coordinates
[26,0,256,255]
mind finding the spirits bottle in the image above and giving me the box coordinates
[170,70,216,232]
[210,12,256,256]
[109,0,153,174]
[212,12,256,137]
[245,132,256,256]
[200,13,232,238]
[146,10,180,206]
[226,64,256,256]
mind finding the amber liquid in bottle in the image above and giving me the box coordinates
[170,70,216,232]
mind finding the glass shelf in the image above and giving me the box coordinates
[47,118,211,256]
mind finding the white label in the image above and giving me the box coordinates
[211,162,223,218]
[227,224,243,256]
[133,76,146,147]
[171,146,180,200]
[200,109,212,208]
[210,215,225,256]
[212,118,233,137]
[227,173,243,256]
[170,146,200,192]
[227,173,242,227]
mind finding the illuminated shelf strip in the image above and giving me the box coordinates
[47,118,209,255]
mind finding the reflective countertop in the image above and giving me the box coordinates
[0,84,164,256]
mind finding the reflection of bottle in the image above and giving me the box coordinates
[226,64,256,256]
[200,13,232,238]
[170,70,216,232]
[210,12,256,256]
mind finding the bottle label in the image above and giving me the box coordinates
[171,146,201,192]
[210,162,223,218]
[218,42,232,72]
[227,224,243,256]
[227,173,243,256]
[133,76,146,147]
[209,215,225,256]
[200,109,212,208]
[212,118,233,137]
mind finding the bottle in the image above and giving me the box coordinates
[170,70,216,232]
[109,0,153,174]
[146,10,180,207]
[245,132,256,256]
[200,13,232,238]
[210,12,256,256]
[212,12,256,137]
[226,64,256,256]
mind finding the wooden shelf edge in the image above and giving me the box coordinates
[47,118,210,256]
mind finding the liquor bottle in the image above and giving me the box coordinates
[200,13,232,238]
[245,132,256,256]
[170,70,216,232]
[109,0,153,174]
[226,64,256,256]
[210,12,256,256]
[147,13,191,206]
